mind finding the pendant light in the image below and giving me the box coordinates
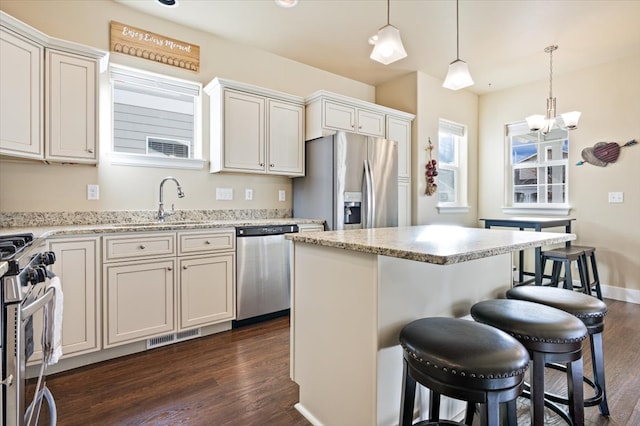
[442,0,474,90]
[526,45,581,134]
[369,0,407,65]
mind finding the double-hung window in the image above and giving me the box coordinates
[437,119,469,213]
[505,122,569,214]
[109,64,204,169]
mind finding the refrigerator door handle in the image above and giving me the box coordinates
[363,159,375,228]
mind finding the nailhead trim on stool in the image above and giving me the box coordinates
[471,299,588,426]
[506,285,610,416]
[399,317,530,426]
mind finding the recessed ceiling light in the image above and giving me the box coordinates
[156,0,179,8]
[275,0,298,8]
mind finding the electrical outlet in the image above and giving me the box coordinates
[278,190,286,201]
[87,184,99,200]
[608,192,624,203]
[215,188,233,201]
[245,188,253,201]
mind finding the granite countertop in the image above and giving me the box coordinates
[0,218,324,239]
[286,225,575,265]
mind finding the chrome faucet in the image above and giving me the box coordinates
[158,176,185,222]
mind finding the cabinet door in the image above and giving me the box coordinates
[46,50,97,163]
[357,109,385,137]
[398,179,411,227]
[104,259,176,347]
[387,116,412,179]
[0,28,43,159]
[323,100,356,132]
[179,254,234,329]
[28,237,100,364]
[222,89,265,172]
[268,99,304,176]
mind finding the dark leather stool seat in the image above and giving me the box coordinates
[507,285,610,416]
[399,317,529,426]
[471,299,588,425]
[541,246,588,292]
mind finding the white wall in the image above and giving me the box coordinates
[479,54,640,296]
[0,0,374,213]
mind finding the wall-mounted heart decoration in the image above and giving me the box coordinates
[577,139,637,166]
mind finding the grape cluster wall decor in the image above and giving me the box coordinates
[425,138,438,196]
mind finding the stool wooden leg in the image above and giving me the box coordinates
[563,260,573,291]
[567,357,585,425]
[577,256,589,295]
[399,359,416,426]
[464,402,475,425]
[530,351,546,426]
[505,399,518,426]
[590,253,603,300]
[551,261,562,287]
[429,390,441,422]
[485,394,501,426]
[590,332,610,416]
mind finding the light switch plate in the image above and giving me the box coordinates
[87,184,99,200]
[278,190,286,201]
[608,192,624,203]
[245,189,253,201]
[216,188,233,201]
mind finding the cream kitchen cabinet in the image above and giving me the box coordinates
[205,78,305,176]
[178,229,235,330]
[0,26,43,159]
[0,11,106,164]
[28,236,101,364]
[386,115,412,180]
[321,99,385,137]
[398,179,412,227]
[103,233,177,348]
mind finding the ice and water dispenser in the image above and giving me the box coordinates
[343,191,362,225]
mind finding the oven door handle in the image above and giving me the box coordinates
[22,287,55,319]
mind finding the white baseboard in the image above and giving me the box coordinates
[601,284,640,304]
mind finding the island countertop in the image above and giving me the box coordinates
[286,224,575,265]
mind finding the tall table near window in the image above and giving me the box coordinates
[481,217,575,285]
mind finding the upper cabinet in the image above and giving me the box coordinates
[0,11,107,164]
[205,78,305,177]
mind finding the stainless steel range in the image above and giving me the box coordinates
[1,233,58,426]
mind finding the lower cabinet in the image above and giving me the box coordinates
[28,237,100,364]
[179,253,234,329]
[103,258,176,348]
[102,229,236,348]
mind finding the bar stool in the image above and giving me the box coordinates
[506,285,610,416]
[471,299,588,425]
[399,317,529,426]
[541,246,588,292]
[572,245,604,300]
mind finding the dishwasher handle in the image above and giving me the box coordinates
[236,224,299,237]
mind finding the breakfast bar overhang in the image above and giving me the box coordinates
[286,225,575,425]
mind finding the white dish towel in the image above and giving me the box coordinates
[45,276,64,365]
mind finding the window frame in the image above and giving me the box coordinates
[503,121,571,216]
[108,64,205,169]
[437,119,469,214]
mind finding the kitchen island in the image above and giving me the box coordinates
[286,225,574,425]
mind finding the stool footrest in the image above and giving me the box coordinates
[544,362,605,408]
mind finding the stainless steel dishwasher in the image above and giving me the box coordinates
[235,224,299,325]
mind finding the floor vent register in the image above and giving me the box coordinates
[147,328,202,349]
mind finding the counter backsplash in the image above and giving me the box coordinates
[0,209,293,229]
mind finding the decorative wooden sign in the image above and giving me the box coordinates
[110,21,200,72]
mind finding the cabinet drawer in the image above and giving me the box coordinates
[104,233,176,262]
[178,229,235,255]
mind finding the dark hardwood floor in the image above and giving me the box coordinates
[29,299,639,425]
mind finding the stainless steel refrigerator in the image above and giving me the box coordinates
[293,131,398,230]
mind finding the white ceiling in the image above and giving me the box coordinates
[113,0,640,95]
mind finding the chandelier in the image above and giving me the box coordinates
[526,45,581,134]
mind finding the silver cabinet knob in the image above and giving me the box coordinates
[259,163,265,167]
[87,148,94,154]
[205,240,211,245]
[270,164,275,167]
[183,265,188,270]
[167,266,173,271]
[139,245,146,250]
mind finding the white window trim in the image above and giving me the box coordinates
[503,121,571,215]
[437,119,468,212]
[108,64,204,169]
